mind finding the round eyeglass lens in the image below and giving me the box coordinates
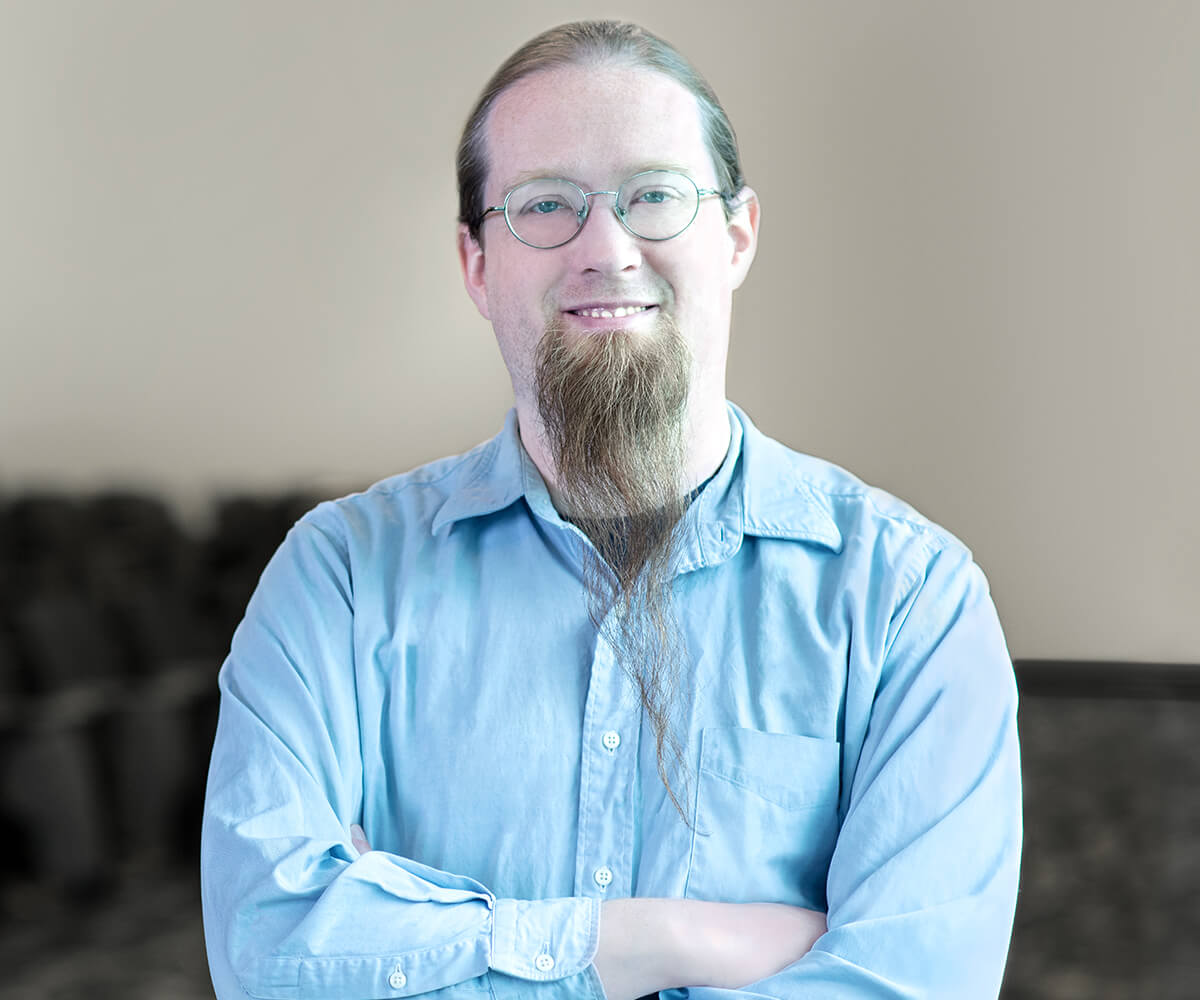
[504,180,587,248]
[617,171,701,240]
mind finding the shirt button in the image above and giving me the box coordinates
[593,865,614,888]
[388,965,407,989]
[534,952,556,972]
[602,730,620,751]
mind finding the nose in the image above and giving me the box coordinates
[566,192,643,275]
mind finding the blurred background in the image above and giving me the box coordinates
[1,1,1197,997]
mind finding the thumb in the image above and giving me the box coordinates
[349,823,372,856]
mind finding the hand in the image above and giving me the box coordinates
[593,898,826,1000]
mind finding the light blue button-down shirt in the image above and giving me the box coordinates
[201,403,1021,1000]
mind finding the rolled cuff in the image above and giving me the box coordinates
[489,896,602,981]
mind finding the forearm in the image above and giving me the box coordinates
[594,898,827,1000]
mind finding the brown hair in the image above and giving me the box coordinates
[456,20,745,240]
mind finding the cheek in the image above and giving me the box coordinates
[670,258,735,360]
[669,228,737,295]
[486,256,554,319]
[481,264,553,369]
[672,253,735,321]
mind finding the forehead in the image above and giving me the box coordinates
[484,63,713,195]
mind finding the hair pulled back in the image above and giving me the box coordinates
[456,20,745,240]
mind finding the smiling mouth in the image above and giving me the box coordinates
[567,305,655,319]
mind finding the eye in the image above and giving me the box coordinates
[628,184,687,207]
[518,197,570,216]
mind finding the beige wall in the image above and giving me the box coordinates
[2,1,1197,662]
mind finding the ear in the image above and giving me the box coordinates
[726,187,760,291]
[458,223,491,321]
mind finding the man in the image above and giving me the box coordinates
[202,20,1021,1000]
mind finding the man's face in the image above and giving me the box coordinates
[458,62,758,421]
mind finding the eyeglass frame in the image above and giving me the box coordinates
[478,169,730,249]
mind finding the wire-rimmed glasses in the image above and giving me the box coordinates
[480,169,727,249]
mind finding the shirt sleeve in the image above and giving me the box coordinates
[200,516,604,1000]
[667,541,1023,1000]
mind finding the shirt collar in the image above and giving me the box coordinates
[674,403,842,572]
[429,409,527,534]
[731,402,842,552]
[431,403,843,561]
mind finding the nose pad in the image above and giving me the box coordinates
[572,194,642,273]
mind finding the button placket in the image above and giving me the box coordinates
[575,624,639,900]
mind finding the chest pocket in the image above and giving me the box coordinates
[684,727,841,910]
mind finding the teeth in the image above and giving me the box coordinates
[574,305,650,318]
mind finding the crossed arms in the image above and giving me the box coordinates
[349,823,827,998]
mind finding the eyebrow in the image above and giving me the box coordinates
[497,163,699,193]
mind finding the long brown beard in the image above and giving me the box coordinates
[534,314,694,820]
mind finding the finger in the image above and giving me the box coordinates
[349,823,371,855]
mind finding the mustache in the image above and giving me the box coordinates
[548,283,672,312]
